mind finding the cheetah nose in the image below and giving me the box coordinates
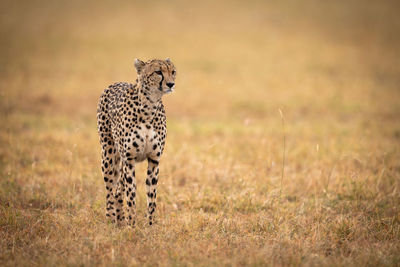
[166,82,175,89]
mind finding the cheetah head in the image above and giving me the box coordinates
[134,58,177,98]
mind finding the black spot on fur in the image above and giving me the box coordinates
[148,158,159,165]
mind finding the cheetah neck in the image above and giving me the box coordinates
[136,82,162,123]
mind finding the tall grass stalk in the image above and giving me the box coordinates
[278,108,286,199]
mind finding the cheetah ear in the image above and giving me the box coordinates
[165,57,171,63]
[134,58,145,74]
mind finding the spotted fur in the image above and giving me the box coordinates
[97,58,176,226]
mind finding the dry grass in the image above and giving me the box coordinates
[1,0,400,266]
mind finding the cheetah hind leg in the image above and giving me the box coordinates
[100,141,118,223]
[113,155,125,226]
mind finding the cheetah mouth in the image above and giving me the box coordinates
[157,86,173,94]
[164,88,174,94]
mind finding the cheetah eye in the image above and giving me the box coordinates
[155,71,162,75]
[172,70,176,75]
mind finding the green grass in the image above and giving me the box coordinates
[1,0,400,266]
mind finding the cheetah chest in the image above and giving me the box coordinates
[131,125,159,162]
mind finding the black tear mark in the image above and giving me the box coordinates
[158,72,164,91]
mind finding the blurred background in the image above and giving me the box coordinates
[1,0,400,265]
[1,0,399,121]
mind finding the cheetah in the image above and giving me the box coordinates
[97,58,176,226]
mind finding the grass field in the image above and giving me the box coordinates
[1,0,400,266]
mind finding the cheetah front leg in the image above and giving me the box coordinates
[123,159,137,227]
[146,158,160,225]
